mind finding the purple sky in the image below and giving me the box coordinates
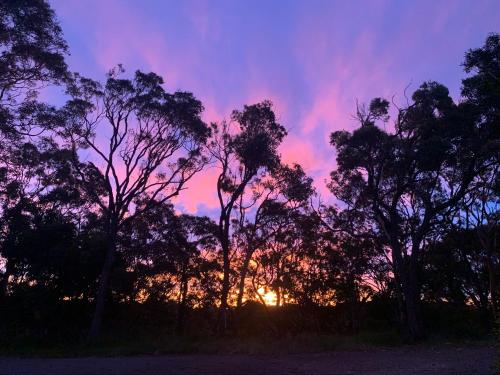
[50,0,500,215]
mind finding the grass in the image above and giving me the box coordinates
[1,329,494,358]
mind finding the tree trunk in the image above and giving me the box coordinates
[402,282,424,341]
[390,239,424,341]
[486,258,497,315]
[475,228,496,321]
[88,225,117,342]
[236,250,253,308]
[479,230,497,316]
[176,264,189,334]
[402,257,424,341]
[349,283,360,334]
[389,240,408,327]
[393,273,407,327]
[218,220,231,333]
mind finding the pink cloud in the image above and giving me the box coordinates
[50,0,500,215]
[280,135,317,170]
[174,165,220,214]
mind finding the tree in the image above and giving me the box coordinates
[234,163,314,308]
[462,172,500,315]
[63,68,211,340]
[0,0,72,296]
[422,227,494,315]
[330,71,497,340]
[0,0,68,137]
[122,202,219,332]
[317,204,387,332]
[250,209,324,307]
[0,202,104,301]
[0,138,80,296]
[461,32,500,316]
[209,100,286,331]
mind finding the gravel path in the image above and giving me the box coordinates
[0,346,497,374]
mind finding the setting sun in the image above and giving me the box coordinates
[257,287,277,306]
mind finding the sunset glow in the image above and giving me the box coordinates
[1,0,499,365]
[257,287,278,306]
[49,0,500,216]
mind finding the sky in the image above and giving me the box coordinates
[50,0,500,216]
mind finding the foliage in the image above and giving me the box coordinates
[0,0,498,349]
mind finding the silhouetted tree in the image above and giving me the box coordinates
[461,33,500,315]
[209,100,286,331]
[318,206,387,332]
[121,202,219,331]
[0,0,73,296]
[422,227,494,313]
[63,68,211,340]
[0,139,81,296]
[0,0,68,137]
[234,163,314,308]
[330,67,498,340]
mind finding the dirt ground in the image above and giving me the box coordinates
[0,346,497,375]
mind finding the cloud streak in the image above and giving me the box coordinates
[51,0,500,214]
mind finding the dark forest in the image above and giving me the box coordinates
[0,0,499,359]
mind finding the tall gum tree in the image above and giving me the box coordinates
[209,100,286,332]
[62,68,210,340]
[329,55,499,340]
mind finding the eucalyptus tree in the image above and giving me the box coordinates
[0,0,69,137]
[325,231,383,332]
[446,160,500,318]
[0,200,101,300]
[462,170,499,314]
[422,226,493,315]
[422,33,500,319]
[121,201,219,332]
[209,100,286,330]
[250,208,324,307]
[329,45,499,340]
[234,163,314,308]
[461,33,500,315]
[63,68,211,340]
[0,0,72,295]
[0,137,82,297]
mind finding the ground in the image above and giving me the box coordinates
[0,346,497,375]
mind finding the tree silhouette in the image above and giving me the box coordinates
[0,0,68,137]
[63,68,210,340]
[234,163,314,308]
[330,68,499,339]
[209,100,286,331]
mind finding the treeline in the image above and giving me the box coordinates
[0,0,498,346]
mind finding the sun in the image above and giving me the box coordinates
[257,287,277,306]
